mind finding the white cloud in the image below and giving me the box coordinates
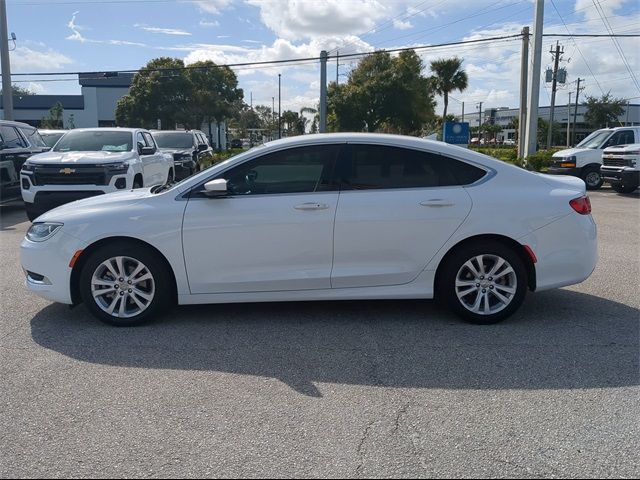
[24,82,46,94]
[135,24,192,36]
[189,0,233,15]
[10,46,73,72]
[199,20,220,27]
[66,12,147,46]
[246,0,392,41]
[393,19,413,30]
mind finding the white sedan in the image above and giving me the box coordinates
[21,133,597,326]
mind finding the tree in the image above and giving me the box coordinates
[429,57,468,121]
[327,49,436,135]
[40,102,64,129]
[537,118,563,147]
[0,85,34,97]
[583,93,626,128]
[115,57,243,129]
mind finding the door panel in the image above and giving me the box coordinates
[182,144,342,294]
[331,144,476,288]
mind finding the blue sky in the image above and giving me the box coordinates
[7,0,640,117]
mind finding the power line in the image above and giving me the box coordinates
[542,33,640,37]
[11,33,524,78]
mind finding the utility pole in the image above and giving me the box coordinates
[518,26,530,156]
[524,0,545,160]
[461,102,465,123]
[572,78,582,146]
[546,41,563,149]
[250,91,253,109]
[336,50,339,85]
[626,100,630,126]
[566,91,572,147]
[278,73,281,139]
[477,102,483,141]
[319,50,327,133]
[272,96,275,140]
[0,0,13,121]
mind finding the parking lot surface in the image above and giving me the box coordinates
[1,189,638,478]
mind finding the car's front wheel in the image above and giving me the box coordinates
[79,242,173,326]
[611,182,638,194]
[582,167,603,190]
[439,242,528,324]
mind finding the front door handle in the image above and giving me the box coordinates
[420,199,455,207]
[294,202,329,211]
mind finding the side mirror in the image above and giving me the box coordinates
[140,146,155,155]
[203,178,227,196]
[198,143,208,152]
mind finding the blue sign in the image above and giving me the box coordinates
[443,121,470,146]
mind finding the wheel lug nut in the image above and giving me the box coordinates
[480,276,485,280]
[482,289,486,293]
[119,278,124,282]
[115,285,119,289]
[490,285,494,289]
[476,283,480,287]
[128,280,132,285]
[489,277,493,281]
[128,289,132,293]
[119,291,124,296]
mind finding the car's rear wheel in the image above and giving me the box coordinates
[439,242,527,324]
[79,242,173,326]
[582,167,603,190]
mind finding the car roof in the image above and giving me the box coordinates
[0,119,36,130]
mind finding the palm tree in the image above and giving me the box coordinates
[429,57,468,122]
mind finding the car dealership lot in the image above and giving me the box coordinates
[0,189,638,478]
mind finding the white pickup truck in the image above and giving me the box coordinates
[601,143,640,194]
[549,126,640,190]
[21,128,174,221]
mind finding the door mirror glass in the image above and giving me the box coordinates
[140,146,155,155]
[203,178,228,196]
[198,143,208,152]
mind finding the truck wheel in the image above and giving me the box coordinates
[582,167,603,190]
[612,183,638,194]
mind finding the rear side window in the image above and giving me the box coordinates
[0,126,27,148]
[339,145,485,190]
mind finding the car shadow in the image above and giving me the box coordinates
[30,289,639,397]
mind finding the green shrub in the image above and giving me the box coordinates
[521,149,561,172]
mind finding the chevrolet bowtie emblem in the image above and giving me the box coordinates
[59,168,76,174]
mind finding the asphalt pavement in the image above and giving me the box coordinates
[0,189,638,478]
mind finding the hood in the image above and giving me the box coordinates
[536,173,586,194]
[28,150,136,165]
[37,188,153,223]
[552,147,598,158]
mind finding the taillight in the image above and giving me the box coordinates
[570,195,592,215]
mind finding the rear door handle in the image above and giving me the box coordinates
[294,202,330,211]
[420,199,455,207]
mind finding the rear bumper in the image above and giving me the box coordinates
[547,166,581,177]
[518,212,597,291]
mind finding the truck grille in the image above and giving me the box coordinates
[33,165,108,186]
[603,158,632,167]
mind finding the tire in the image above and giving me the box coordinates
[79,241,173,326]
[612,182,638,194]
[582,167,603,190]
[439,242,528,325]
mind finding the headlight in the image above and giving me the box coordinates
[565,156,576,162]
[561,155,576,168]
[26,222,64,242]
[104,162,129,172]
[21,162,36,173]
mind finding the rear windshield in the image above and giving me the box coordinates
[53,130,133,152]
[21,128,48,148]
[152,132,194,149]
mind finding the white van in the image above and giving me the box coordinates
[549,126,640,190]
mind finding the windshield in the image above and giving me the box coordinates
[41,132,65,148]
[152,132,194,149]
[53,130,132,152]
[576,130,611,149]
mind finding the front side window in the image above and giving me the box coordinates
[219,145,340,195]
[339,145,485,190]
[604,130,635,148]
[21,128,47,148]
[0,126,27,149]
[54,130,133,152]
[142,132,156,150]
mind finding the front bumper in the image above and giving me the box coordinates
[174,160,197,180]
[601,167,639,185]
[547,166,581,177]
[21,230,82,304]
